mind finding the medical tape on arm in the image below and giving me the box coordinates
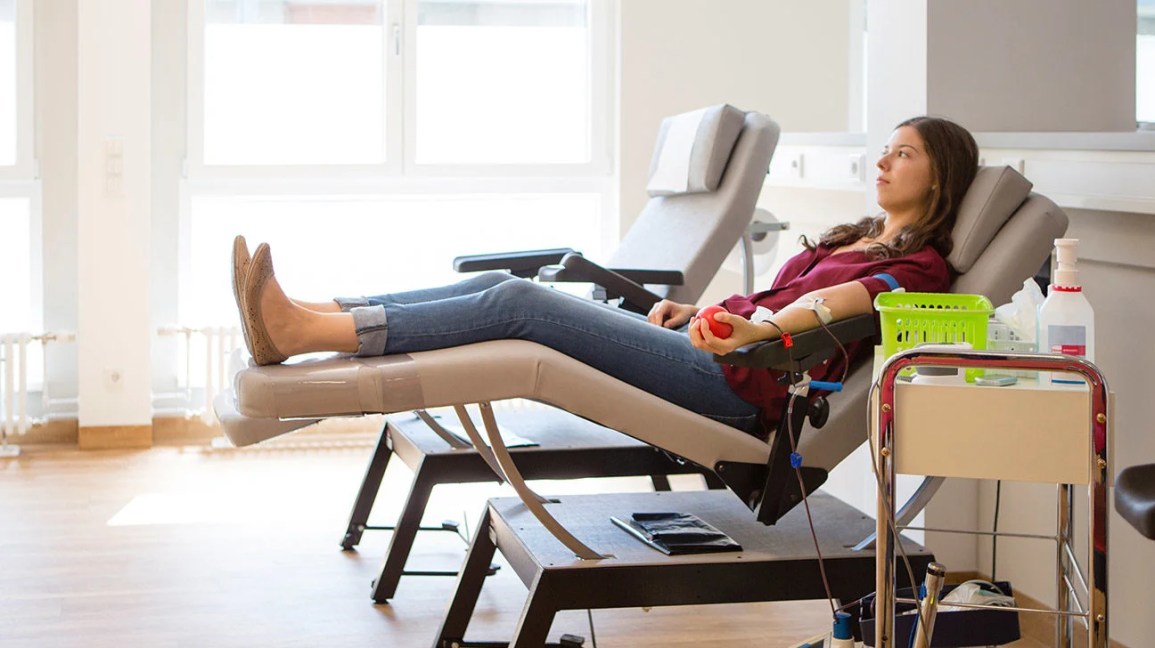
[789,295,834,324]
[750,306,775,324]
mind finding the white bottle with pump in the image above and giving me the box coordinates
[1037,238,1095,385]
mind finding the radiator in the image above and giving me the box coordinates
[0,332,74,457]
[156,325,242,425]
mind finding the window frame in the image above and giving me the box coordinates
[1139,0,1155,128]
[0,0,41,337]
[184,0,614,180]
[0,0,35,181]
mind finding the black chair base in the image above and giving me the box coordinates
[341,407,724,603]
[434,490,934,647]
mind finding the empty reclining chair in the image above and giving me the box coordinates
[215,163,1067,645]
[455,103,780,314]
[218,105,781,603]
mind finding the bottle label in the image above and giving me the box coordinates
[1047,325,1086,356]
[1048,324,1087,384]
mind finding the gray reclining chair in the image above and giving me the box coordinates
[454,103,781,314]
[217,105,781,603]
[214,163,1067,645]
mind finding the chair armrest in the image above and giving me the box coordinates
[453,248,578,279]
[612,268,685,286]
[714,314,877,372]
[537,253,663,314]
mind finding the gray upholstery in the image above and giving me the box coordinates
[220,340,771,472]
[620,110,780,304]
[646,104,747,196]
[948,166,1033,273]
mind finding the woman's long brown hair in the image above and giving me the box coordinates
[801,116,978,263]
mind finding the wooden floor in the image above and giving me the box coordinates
[0,436,1047,647]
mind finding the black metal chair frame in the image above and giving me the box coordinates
[341,408,724,603]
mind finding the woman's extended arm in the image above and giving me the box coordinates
[690,280,874,355]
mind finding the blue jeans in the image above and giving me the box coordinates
[336,272,761,433]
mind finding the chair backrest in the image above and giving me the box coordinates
[798,165,1070,470]
[608,107,781,304]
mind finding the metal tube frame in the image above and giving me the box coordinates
[874,349,1109,648]
[454,402,606,560]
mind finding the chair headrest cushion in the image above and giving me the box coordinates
[646,104,746,197]
[948,165,1034,273]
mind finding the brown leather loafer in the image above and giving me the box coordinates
[241,243,289,366]
[232,235,253,354]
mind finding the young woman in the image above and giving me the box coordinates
[233,116,978,438]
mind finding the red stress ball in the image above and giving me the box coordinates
[696,305,733,339]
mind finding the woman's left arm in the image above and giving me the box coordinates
[690,280,873,355]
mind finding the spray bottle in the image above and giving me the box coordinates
[1037,239,1095,385]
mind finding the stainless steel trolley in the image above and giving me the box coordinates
[872,348,1110,647]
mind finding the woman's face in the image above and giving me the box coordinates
[875,126,936,218]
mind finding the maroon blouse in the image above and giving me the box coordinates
[719,244,951,432]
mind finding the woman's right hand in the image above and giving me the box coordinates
[647,300,698,329]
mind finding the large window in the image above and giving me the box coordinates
[201,0,387,165]
[1140,0,1155,125]
[0,0,36,335]
[0,198,32,332]
[189,0,609,174]
[182,192,604,326]
[183,0,613,330]
[414,0,592,165]
[0,0,15,166]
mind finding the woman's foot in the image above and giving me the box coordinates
[232,236,255,351]
[241,244,360,364]
[234,235,341,317]
[242,243,293,365]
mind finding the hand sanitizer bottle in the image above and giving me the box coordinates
[1037,239,1095,385]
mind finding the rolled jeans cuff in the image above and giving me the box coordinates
[335,296,370,312]
[349,305,388,357]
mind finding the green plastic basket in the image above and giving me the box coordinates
[874,292,994,379]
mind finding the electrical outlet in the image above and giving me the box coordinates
[104,368,124,390]
[787,152,804,179]
[849,154,865,181]
[768,150,805,181]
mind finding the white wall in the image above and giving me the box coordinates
[618,0,854,241]
[928,0,1136,132]
[75,0,152,429]
[150,0,187,396]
